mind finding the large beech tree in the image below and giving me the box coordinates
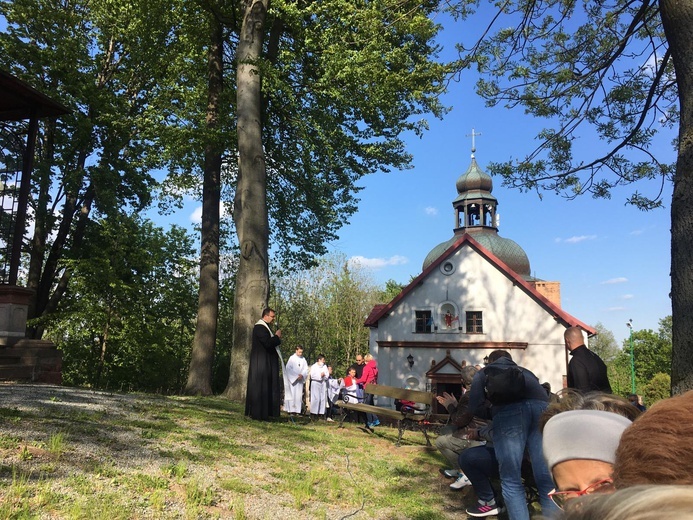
[450,0,692,393]
[222,0,448,401]
[148,0,448,397]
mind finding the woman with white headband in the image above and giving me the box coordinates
[540,391,641,509]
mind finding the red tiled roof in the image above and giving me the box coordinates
[364,304,387,326]
[364,233,596,336]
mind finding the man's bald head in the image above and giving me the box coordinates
[564,326,585,351]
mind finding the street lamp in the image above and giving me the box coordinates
[626,319,635,394]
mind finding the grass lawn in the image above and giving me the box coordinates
[0,384,478,519]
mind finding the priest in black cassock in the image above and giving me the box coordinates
[245,308,283,421]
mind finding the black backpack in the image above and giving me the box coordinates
[484,363,526,405]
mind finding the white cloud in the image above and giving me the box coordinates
[621,294,634,300]
[348,255,409,270]
[424,206,438,216]
[561,234,597,244]
[600,277,628,285]
[190,203,228,224]
[190,206,203,223]
[629,225,654,236]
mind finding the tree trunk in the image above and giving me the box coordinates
[25,120,55,315]
[661,0,693,394]
[95,310,111,388]
[222,0,270,401]
[185,16,224,396]
[26,154,88,338]
[31,184,95,338]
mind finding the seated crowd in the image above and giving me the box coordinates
[432,326,693,519]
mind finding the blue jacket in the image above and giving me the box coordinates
[468,357,549,419]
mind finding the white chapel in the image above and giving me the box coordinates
[364,147,595,409]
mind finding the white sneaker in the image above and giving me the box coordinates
[326,417,334,422]
[450,473,471,490]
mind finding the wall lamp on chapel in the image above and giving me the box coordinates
[407,354,414,368]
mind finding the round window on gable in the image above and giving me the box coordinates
[440,261,455,275]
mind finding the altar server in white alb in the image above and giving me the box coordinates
[309,354,330,419]
[326,364,343,422]
[284,345,309,416]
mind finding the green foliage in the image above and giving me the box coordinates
[0,468,33,518]
[607,348,633,397]
[590,322,620,363]
[379,279,405,303]
[449,0,675,207]
[625,316,672,385]
[184,478,217,507]
[3,0,451,394]
[257,0,450,268]
[47,432,66,459]
[0,0,179,331]
[642,372,671,407]
[42,215,198,393]
[18,446,32,461]
[271,253,382,375]
[605,316,672,396]
[162,461,189,480]
[156,0,450,271]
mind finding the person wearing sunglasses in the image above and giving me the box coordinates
[542,409,632,509]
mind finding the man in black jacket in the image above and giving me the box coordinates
[564,326,612,393]
[349,354,365,379]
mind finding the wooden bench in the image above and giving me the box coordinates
[336,383,440,446]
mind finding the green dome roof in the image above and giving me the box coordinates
[422,232,531,278]
[422,237,457,270]
[456,157,493,193]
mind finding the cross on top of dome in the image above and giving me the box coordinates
[466,128,482,158]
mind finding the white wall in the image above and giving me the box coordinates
[368,246,569,397]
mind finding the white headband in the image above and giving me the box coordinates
[543,409,633,471]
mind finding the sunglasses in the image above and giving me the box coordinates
[548,478,615,509]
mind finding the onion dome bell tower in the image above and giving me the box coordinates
[422,137,533,280]
[453,155,498,233]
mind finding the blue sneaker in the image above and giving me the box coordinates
[371,419,380,427]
